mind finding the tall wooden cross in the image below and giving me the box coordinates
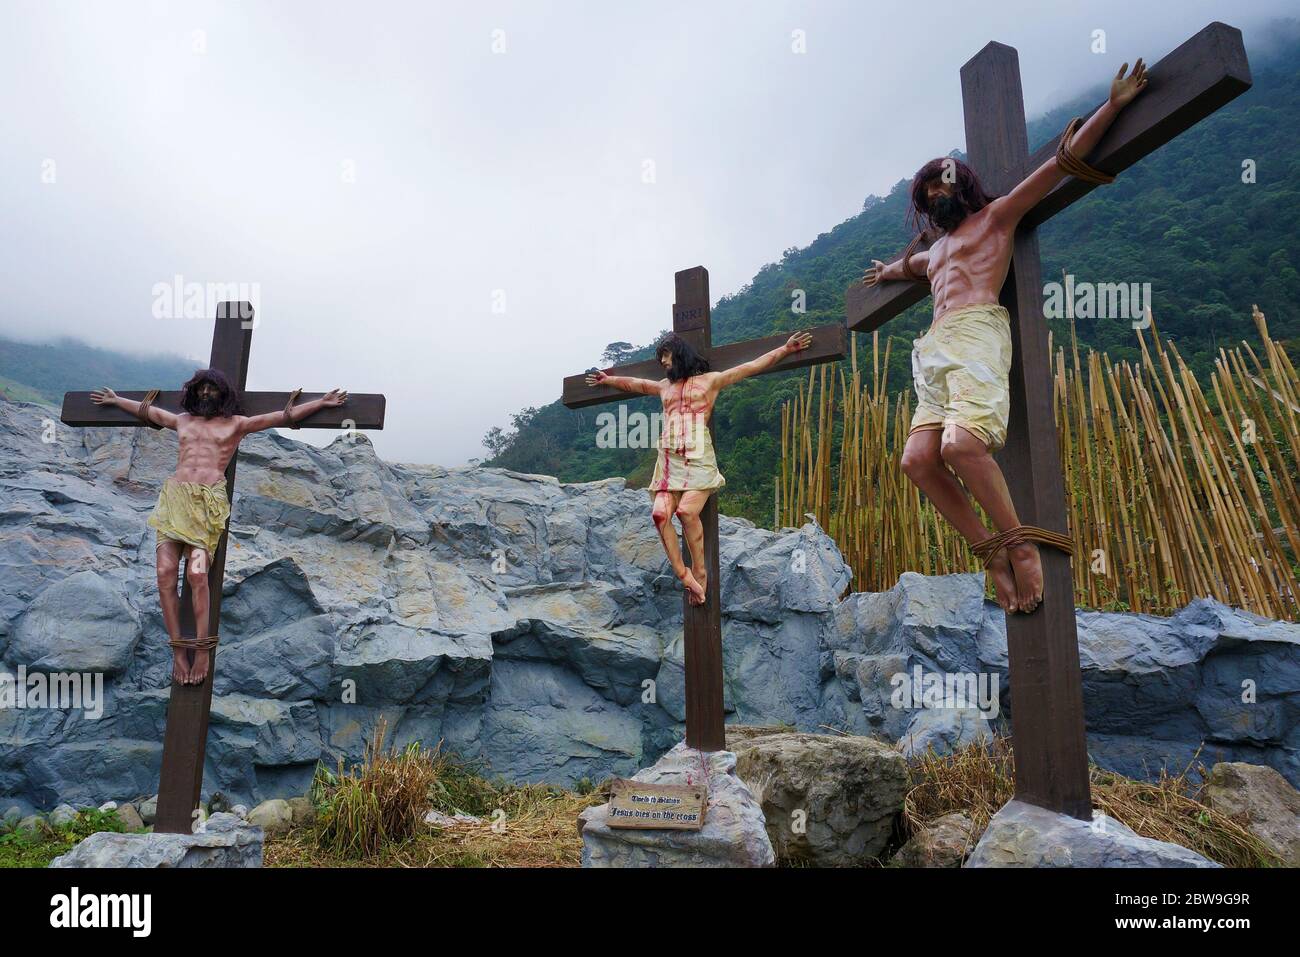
[562,267,845,750]
[60,301,386,833]
[843,23,1251,819]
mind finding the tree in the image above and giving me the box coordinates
[601,342,635,366]
[482,425,511,458]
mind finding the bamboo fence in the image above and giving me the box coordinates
[777,306,1300,620]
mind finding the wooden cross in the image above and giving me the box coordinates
[843,22,1251,819]
[60,301,386,833]
[562,267,845,750]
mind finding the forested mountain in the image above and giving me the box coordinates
[485,26,1300,525]
[0,336,198,408]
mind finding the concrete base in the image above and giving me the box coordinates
[965,799,1221,868]
[49,812,264,868]
[579,743,774,867]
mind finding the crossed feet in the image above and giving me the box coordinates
[676,567,708,606]
[986,542,1043,614]
[170,647,211,686]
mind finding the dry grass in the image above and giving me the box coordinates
[779,307,1300,619]
[902,734,1284,867]
[266,724,603,868]
[267,784,601,869]
[267,732,1280,868]
[309,720,439,858]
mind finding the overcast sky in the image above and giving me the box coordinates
[1,0,1291,465]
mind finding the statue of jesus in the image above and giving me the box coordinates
[587,330,812,605]
[863,59,1148,614]
[92,371,347,685]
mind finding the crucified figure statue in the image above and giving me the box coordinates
[92,370,347,684]
[863,59,1147,614]
[587,330,813,605]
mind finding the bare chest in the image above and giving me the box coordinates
[176,417,241,456]
[661,379,712,417]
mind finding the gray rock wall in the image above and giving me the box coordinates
[0,399,1296,812]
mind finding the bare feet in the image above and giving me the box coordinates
[986,549,1019,613]
[171,647,190,685]
[677,568,706,606]
[1007,542,1043,613]
[189,648,211,686]
[693,569,708,601]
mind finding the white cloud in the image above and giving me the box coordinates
[0,0,1286,464]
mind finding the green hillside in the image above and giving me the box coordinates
[485,27,1300,526]
[0,336,199,407]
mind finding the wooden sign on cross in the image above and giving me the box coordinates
[843,22,1251,819]
[562,267,846,750]
[60,301,387,833]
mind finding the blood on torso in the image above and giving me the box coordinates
[657,374,716,455]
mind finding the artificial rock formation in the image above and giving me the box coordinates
[1,399,1296,815]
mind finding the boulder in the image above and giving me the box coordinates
[731,731,908,865]
[286,796,315,827]
[1203,762,1300,865]
[9,570,140,675]
[139,796,158,825]
[424,809,482,828]
[893,812,977,867]
[48,803,77,827]
[115,803,145,832]
[966,800,1221,868]
[579,744,773,867]
[246,799,294,836]
[49,812,263,867]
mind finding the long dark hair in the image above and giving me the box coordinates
[180,368,241,417]
[655,333,711,383]
[907,156,998,234]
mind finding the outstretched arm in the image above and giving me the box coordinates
[91,387,178,430]
[862,249,930,287]
[240,389,349,435]
[995,59,1148,226]
[584,370,663,396]
[715,332,813,388]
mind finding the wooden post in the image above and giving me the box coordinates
[840,22,1251,819]
[961,43,1091,819]
[155,303,252,834]
[562,268,846,751]
[673,269,726,751]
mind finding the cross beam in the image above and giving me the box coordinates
[563,267,846,750]
[845,21,1252,333]
[60,301,385,833]
[841,23,1250,819]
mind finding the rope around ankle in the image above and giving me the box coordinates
[169,634,220,651]
[971,525,1074,569]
